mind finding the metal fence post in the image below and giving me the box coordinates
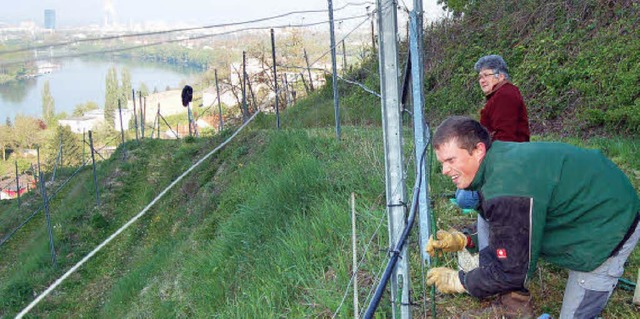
[15,160,21,207]
[39,172,57,267]
[118,99,127,160]
[89,130,100,206]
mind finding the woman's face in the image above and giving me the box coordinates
[478,68,504,94]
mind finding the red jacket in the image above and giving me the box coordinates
[480,82,530,142]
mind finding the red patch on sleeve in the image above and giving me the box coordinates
[496,248,507,259]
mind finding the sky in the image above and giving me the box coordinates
[0,0,446,28]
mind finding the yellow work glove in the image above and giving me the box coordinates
[425,229,467,257]
[426,267,467,294]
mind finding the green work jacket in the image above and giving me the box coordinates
[461,141,640,298]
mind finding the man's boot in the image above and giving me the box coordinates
[461,291,534,319]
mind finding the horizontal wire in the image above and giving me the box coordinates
[0,2,373,56]
[0,14,370,68]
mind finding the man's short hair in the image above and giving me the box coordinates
[433,116,491,154]
[474,55,510,80]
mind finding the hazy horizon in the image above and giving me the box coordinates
[0,0,446,28]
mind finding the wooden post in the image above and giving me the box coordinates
[342,40,347,75]
[282,74,290,107]
[36,147,41,185]
[214,69,224,132]
[140,92,145,139]
[187,103,193,137]
[117,99,127,160]
[303,48,314,91]
[88,131,100,206]
[157,103,161,139]
[82,129,86,163]
[299,72,310,95]
[40,171,57,267]
[368,6,375,51]
[242,51,248,122]
[633,268,640,305]
[132,89,139,142]
[271,29,280,129]
[351,193,359,318]
[15,160,21,207]
[247,76,257,113]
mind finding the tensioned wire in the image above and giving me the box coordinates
[332,133,423,317]
[13,1,415,315]
[15,108,263,318]
[0,14,370,68]
[0,2,374,56]
[0,159,88,248]
[330,192,387,318]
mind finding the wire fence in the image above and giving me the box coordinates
[0,2,437,318]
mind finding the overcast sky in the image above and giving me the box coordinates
[0,0,446,27]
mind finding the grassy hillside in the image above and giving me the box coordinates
[423,0,640,136]
[0,123,394,317]
[1,99,639,319]
[1,0,639,318]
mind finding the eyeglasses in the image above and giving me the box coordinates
[478,73,497,80]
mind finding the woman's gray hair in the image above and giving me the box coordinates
[474,55,510,80]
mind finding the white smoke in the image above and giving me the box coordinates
[103,0,117,27]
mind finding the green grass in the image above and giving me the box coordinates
[2,116,637,318]
[421,133,640,318]
[1,0,640,316]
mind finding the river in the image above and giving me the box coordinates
[0,58,201,122]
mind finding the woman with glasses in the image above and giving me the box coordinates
[451,55,532,316]
[456,54,531,211]
[476,54,530,143]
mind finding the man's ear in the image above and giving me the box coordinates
[472,142,487,161]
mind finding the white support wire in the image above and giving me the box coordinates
[15,110,262,318]
[337,75,381,98]
[332,202,388,318]
[331,152,410,317]
[12,2,414,317]
[308,15,375,68]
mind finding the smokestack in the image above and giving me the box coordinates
[103,0,116,27]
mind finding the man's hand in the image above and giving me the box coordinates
[426,229,467,256]
[426,267,467,293]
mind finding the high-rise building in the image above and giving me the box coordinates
[44,9,56,30]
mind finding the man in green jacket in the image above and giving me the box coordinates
[426,116,640,318]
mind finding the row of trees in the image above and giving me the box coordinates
[1,64,140,177]
[104,66,152,128]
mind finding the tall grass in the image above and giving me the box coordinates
[1,113,638,318]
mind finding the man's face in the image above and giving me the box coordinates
[435,139,485,189]
[478,68,504,94]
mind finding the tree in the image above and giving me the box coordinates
[0,124,12,161]
[72,101,100,117]
[42,80,55,125]
[42,125,83,171]
[12,115,45,149]
[139,83,149,97]
[105,66,119,127]
[120,67,132,108]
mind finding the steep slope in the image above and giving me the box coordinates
[0,123,392,317]
[423,0,640,136]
